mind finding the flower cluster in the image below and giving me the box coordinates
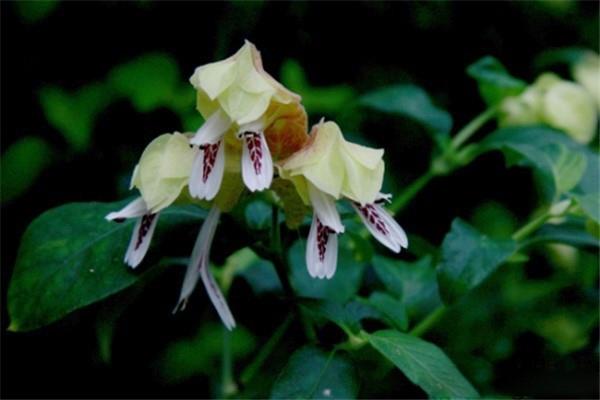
[106,41,408,329]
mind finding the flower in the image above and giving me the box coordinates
[572,51,600,110]
[105,132,195,268]
[499,73,598,144]
[188,40,308,200]
[278,120,408,279]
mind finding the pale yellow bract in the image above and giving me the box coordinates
[278,121,385,205]
[130,132,196,213]
[190,40,301,126]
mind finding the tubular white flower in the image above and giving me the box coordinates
[189,139,226,201]
[352,194,408,253]
[174,206,236,330]
[190,109,232,146]
[105,197,148,221]
[124,212,160,269]
[241,129,274,192]
[307,182,344,233]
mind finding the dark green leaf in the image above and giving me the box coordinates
[372,256,442,319]
[530,217,599,248]
[480,126,599,198]
[289,236,366,302]
[239,258,282,295]
[467,56,527,105]
[573,193,600,224]
[1,136,54,203]
[301,298,382,334]
[367,330,479,399]
[360,84,452,145]
[15,0,59,23]
[271,346,358,399]
[368,292,409,331]
[437,219,517,304]
[8,201,206,331]
[244,199,273,231]
[534,47,591,70]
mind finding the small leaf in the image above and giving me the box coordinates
[40,83,113,151]
[8,201,206,331]
[271,346,358,399]
[288,236,366,302]
[467,56,527,105]
[367,330,479,399]
[551,144,587,194]
[573,193,600,224]
[244,199,273,231]
[372,256,442,319]
[437,219,517,304]
[368,292,409,331]
[108,53,180,112]
[360,84,452,146]
[1,136,54,203]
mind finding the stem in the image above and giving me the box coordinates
[450,107,497,150]
[221,328,237,398]
[390,170,436,215]
[512,210,553,241]
[240,315,293,385]
[409,306,447,337]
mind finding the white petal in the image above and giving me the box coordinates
[189,140,226,200]
[241,131,273,192]
[105,197,148,221]
[190,109,231,145]
[353,202,408,253]
[174,207,236,330]
[308,183,344,233]
[306,215,339,280]
[124,212,160,268]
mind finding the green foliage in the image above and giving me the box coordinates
[360,84,452,147]
[158,323,256,383]
[367,292,409,331]
[1,136,54,203]
[271,346,358,399]
[367,330,479,398]
[437,219,518,304]
[280,59,357,116]
[301,298,382,334]
[40,83,114,151]
[15,0,59,23]
[467,56,527,105]
[8,200,206,331]
[288,236,368,302]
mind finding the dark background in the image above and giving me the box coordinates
[2,1,598,398]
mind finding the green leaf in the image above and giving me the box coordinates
[8,201,206,331]
[271,346,358,399]
[15,0,59,23]
[467,56,527,105]
[244,199,273,231]
[573,193,600,224]
[530,217,599,248]
[288,236,367,302]
[368,292,409,331]
[281,59,357,115]
[1,136,54,203]
[437,219,517,304]
[372,256,442,319]
[360,84,452,146]
[480,126,599,198]
[301,298,382,334]
[108,53,181,112]
[534,47,591,70]
[40,83,113,151]
[367,330,479,398]
[158,323,256,383]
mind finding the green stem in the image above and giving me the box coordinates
[409,306,447,337]
[221,328,237,398]
[240,315,293,385]
[450,107,497,150]
[512,210,553,241]
[389,170,436,215]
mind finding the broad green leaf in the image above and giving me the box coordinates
[573,193,600,224]
[288,236,367,302]
[1,136,54,203]
[467,56,527,105]
[530,217,599,248]
[368,292,409,331]
[281,59,356,115]
[437,219,517,304]
[40,83,113,151]
[480,126,599,198]
[271,346,358,399]
[372,256,442,319]
[301,298,382,334]
[470,201,518,239]
[239,258,282,295]
[108,53,181,112]
[8,201,206,331]
[360,84,452,146]
[158,323,256,383]
[367,330,479,398]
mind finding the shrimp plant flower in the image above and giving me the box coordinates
[278,120,408,279]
